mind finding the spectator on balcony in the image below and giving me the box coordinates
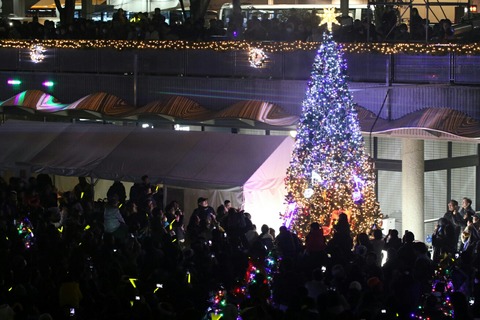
[159,23,178,40]
[380,5,398,40]
[410,8,424,40]
[128,24,145,40]
[145,22,160,40]
[393,23,410,42]
[27,16,44,39]
[280,22,298,41]
[433,19,455,42]
[244,16,267,41]
[151,8,166,29]
[112,8,128,39]
[207,19,226,39]
[422,19,434,41]
[265,18,283,41]
[307,24,323,42]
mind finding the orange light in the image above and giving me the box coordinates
[470,5,477,12]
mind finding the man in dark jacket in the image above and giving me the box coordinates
[443,199,463,249]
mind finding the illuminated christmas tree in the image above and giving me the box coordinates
[282,29,381,240]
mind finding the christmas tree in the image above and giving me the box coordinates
[282,29,381,240]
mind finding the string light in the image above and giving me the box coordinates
[282,32,382,240]
[16,218,35,249]
[248,47,268,68]
[0,39,475,55]
[30,44,45,63]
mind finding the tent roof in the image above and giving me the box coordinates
[0,121,70,170]
[0,120,291,189]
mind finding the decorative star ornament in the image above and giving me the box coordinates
[320,7,341,32]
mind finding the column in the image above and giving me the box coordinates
[402,138,424,242]
[13,0,25,17]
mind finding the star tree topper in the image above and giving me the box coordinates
[320,7,341,31]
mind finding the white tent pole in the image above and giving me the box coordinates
[163,184,167,210]
[90,174,97,203]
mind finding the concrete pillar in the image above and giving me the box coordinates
[402,139,424,242]
[81,0,93,19]
[13,0,25,17]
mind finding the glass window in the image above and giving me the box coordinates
[451,166,476,209]
[452,142,477,157]
[424,140,448,160]
[377,137,402,160]
[378,170,402,231]
[424,170,447,242]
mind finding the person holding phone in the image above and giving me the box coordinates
[444,199,463,249]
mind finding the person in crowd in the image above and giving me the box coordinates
[245,223,259,247]
[397,230,416,269]
[370,229,385,266]
[304,222,327,270]
[305,222,326,252]
[384,228,402,256]
[269,227,276,239]
[171,207,186,246]
[304,267,328,303]
[258,224,274,252]
[460,197,476,222]
[4,173,480,320]
[393,23,410,42]
[436,18,455,41]
[190,197,217,232]
[73,176,94,210]
[354,232,373,253]
[216,200,231,225]
[444,199,464,249]
[380,5,398,40]
[275,226,302,259]
[462,213,480,252]
[164,200,180,221]
[432,217,457,263]
[409,7,425,40]
[103,194,128,242]
[225,207,246,248]
[326,213,353,264]
[107,180,127,205]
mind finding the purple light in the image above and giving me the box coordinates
[42,81,54,87]
[7,79,21,85]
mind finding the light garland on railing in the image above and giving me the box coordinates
[1,39,480,55]
[29,44,46,63]
[248,47,268,68]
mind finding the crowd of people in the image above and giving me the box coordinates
[0,6,471,42]
[1,174,480,319]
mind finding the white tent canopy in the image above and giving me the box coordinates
[0,120,294,231]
